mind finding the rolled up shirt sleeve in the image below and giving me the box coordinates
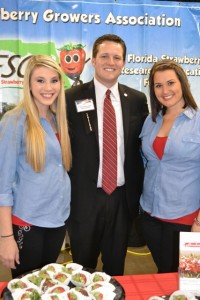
[0,112,22,207]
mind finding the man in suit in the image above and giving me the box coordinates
[65,34,149,275]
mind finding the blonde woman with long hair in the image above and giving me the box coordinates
[0,55,71,278]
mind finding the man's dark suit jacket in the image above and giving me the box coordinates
[66,80,149,222]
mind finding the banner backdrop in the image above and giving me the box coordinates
[1,0,200,115]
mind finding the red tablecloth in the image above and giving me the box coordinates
[0,283,7,298]
[114,272,178,300]
[0,273,178,299]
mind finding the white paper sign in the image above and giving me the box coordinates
[179,232,200,296]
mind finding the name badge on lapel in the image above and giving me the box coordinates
[75,99,95,112]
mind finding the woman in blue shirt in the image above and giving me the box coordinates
[140,59,200,273]
[0,55,71,278]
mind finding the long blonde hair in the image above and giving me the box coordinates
[12,55,71,172]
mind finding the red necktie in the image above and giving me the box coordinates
[102,89,117,195]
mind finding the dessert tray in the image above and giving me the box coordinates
[2,263,125,300]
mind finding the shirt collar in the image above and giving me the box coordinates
[157,107,197,120]
[94,77,119,101]
[183,107,197,119]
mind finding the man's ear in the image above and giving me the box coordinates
[91,57,95,67]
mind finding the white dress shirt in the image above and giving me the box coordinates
[94,78,125,187]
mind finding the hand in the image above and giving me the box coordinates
[0,236,20,269]
[191,222,200,232]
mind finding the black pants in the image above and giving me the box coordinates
[67,186,129,276]
[142,212,191,273]
[12,223,67,278]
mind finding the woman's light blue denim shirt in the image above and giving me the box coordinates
[140,107,200,219]
[0,110,71,228]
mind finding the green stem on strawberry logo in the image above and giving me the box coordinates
[58,43,85,51]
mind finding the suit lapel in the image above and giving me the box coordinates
[119,84,130,147]
[81,81,99,141]
[81,82,130,147]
